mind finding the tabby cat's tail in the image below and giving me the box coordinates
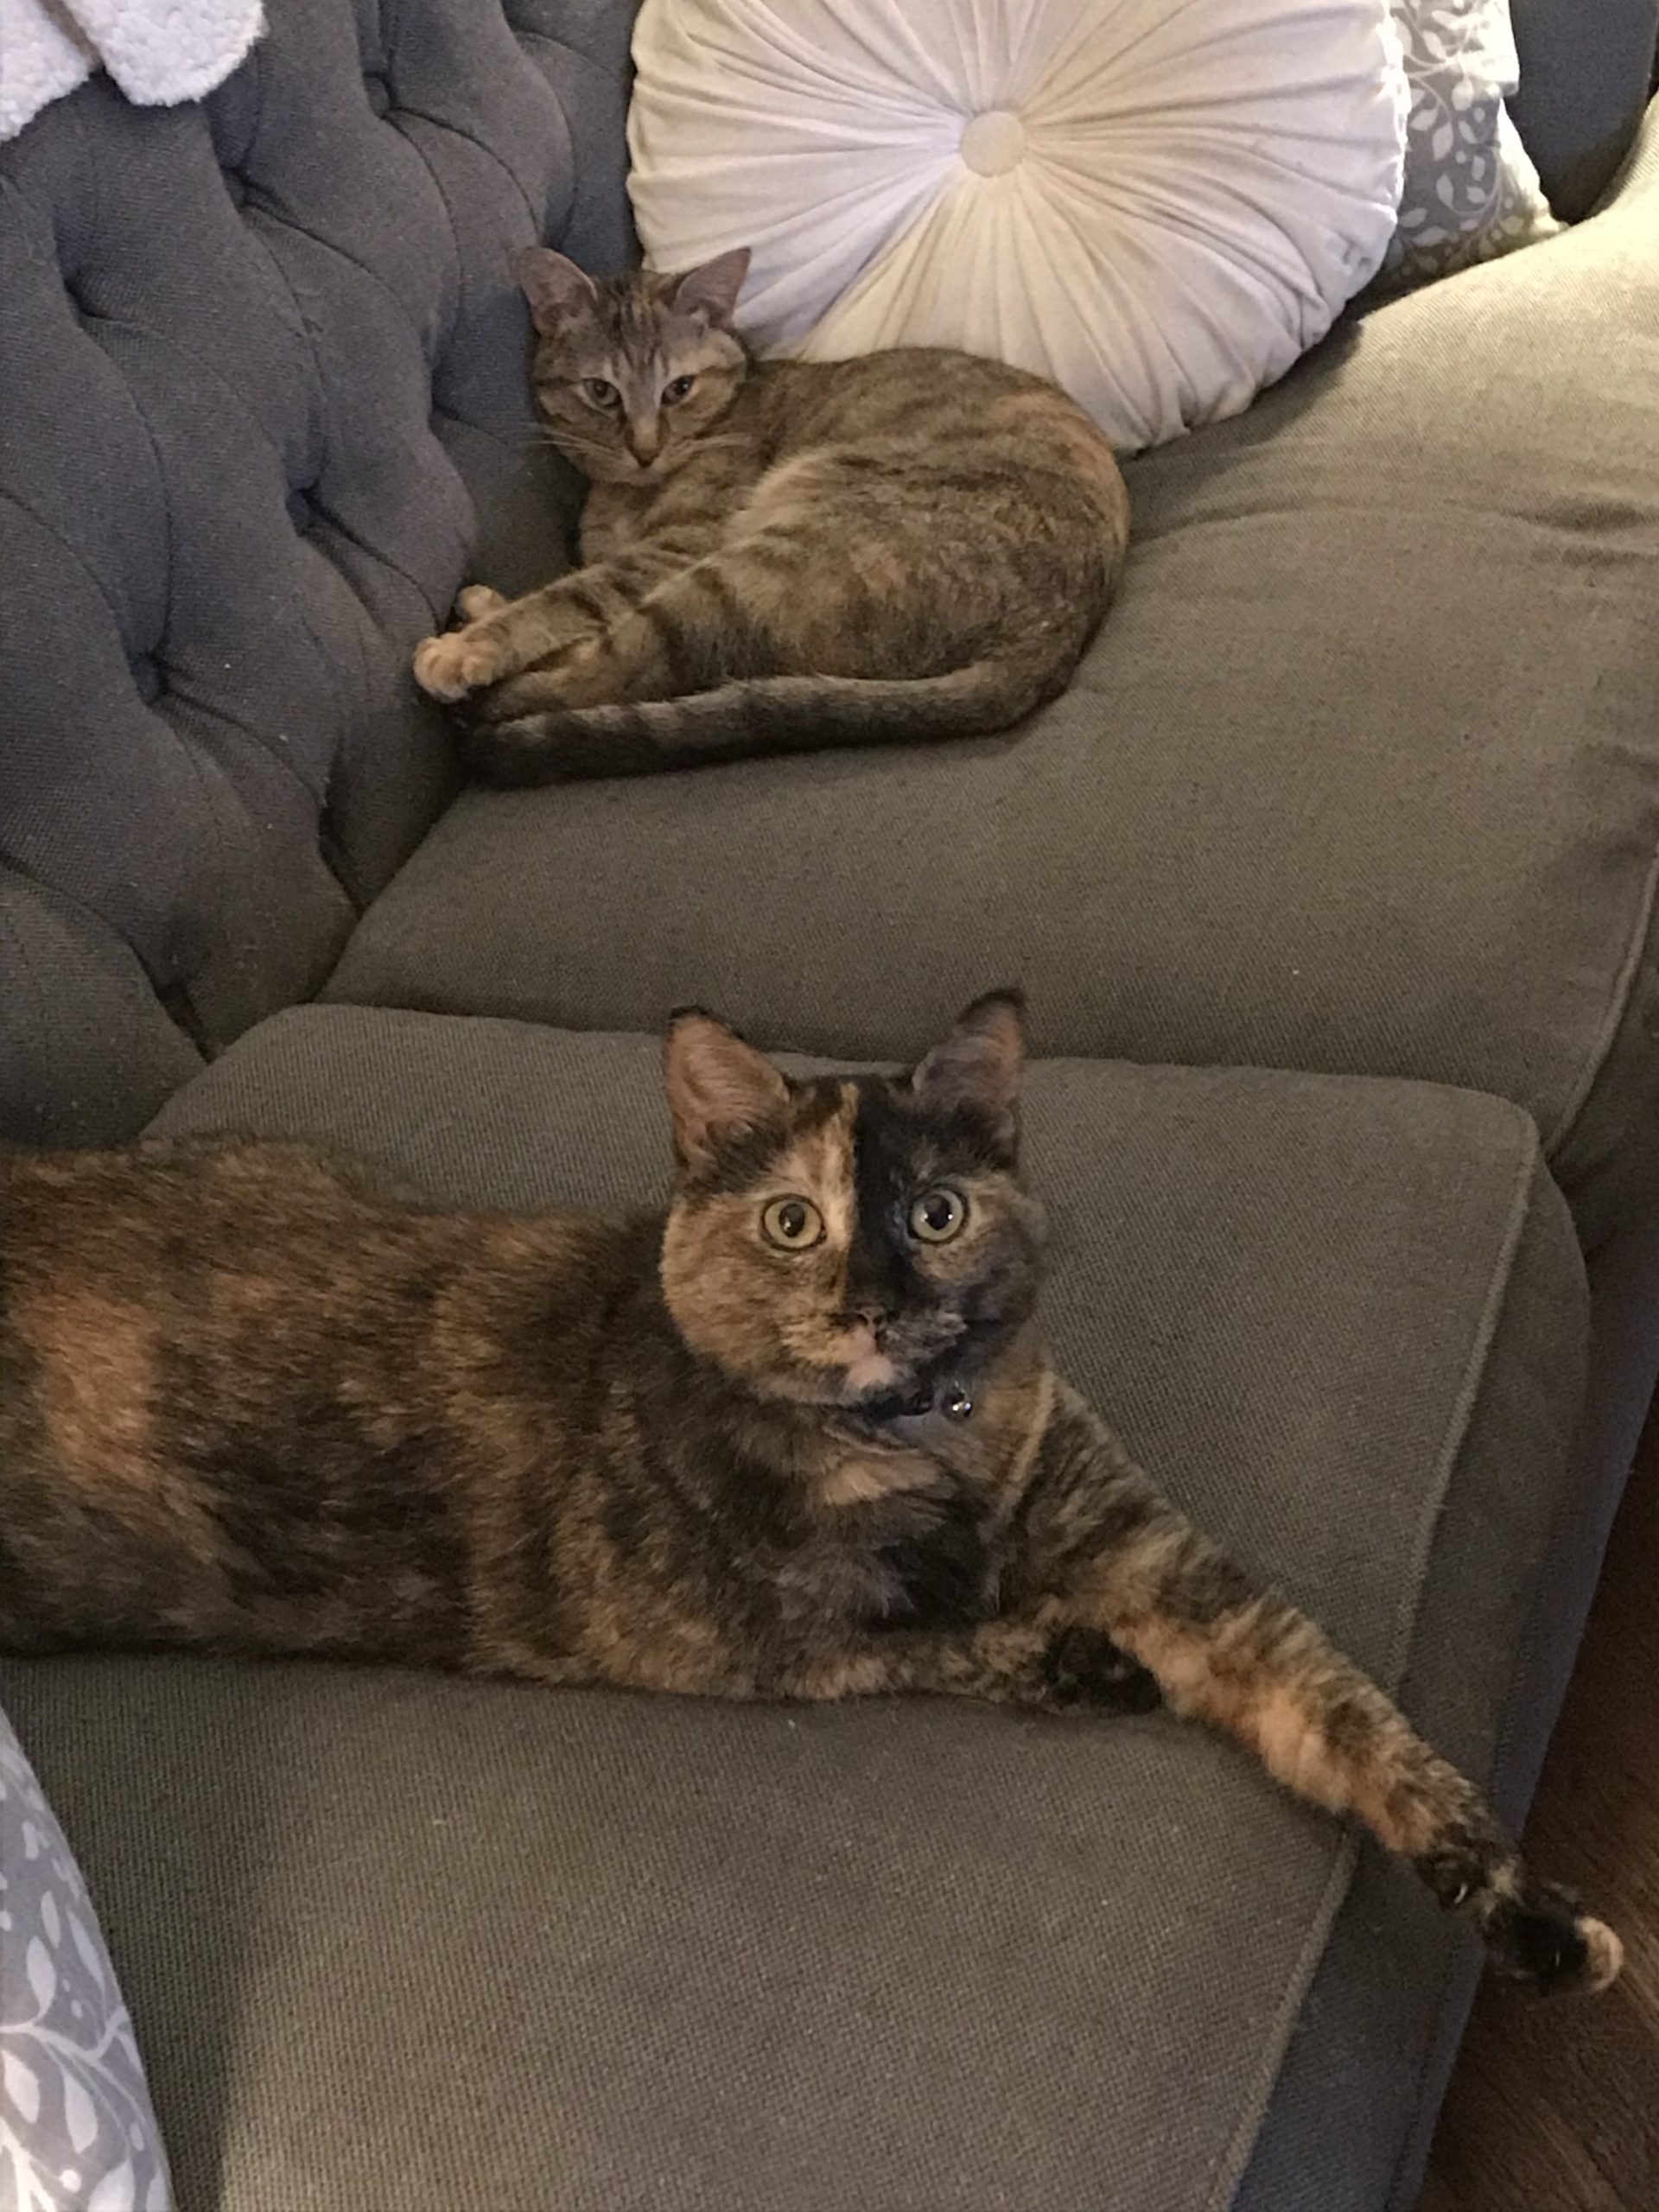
[460,655,1061,787]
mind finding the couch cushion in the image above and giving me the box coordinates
[0,0,639,1147]
[0,1004,1591,2212]
[327,103,1659,1249]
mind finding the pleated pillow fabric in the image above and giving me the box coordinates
[627,0,1409,452]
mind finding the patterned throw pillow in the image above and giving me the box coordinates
[1376,0,1560,291]
[1,1711,173,2212]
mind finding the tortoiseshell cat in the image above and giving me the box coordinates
[411,248,1129,783]
[0,996,1619,1997]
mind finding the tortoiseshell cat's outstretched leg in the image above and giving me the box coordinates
[1014,1384,1622,1997]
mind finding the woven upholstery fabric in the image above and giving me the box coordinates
[1,1003,1590,2212]
[0,0,638,1147]
[329,100,1659,1250]
[1510,0,1659,215]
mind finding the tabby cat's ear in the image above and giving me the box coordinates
[669,248,752,330]
[514,247,598,335]
[664,1009,790,1172]
[911,990,1027,1153]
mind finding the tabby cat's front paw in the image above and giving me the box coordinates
[412,630,504,702]
[455,585,509,621]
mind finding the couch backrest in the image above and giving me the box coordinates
[1511,0,1659,217]
[3,0,1653,1147]
[0,0,638,1146]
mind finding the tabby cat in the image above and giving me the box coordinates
[0,995,1618,1997]
[411,248,1129,782]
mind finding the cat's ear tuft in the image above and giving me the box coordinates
[911,990,1027,1153]
[514,247,598,335]
[664,1009,789,1172]
[670,248,752,330]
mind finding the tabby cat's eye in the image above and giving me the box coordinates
[762,1196,824,1250]
[662,374,697,405]
[909,1186,967,1243]
[582,378,620,408]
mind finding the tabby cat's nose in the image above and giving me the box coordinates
[627,418,663,466]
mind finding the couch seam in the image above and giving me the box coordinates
[1547,822,1659,1157]
[89,367,240,977]
[0,485,142,650]
[1203,1109,1544,2212]
[514,26,630,87]
[0,871,205,1070]
[1378,1162,1570,2212]
[392,101,541,231]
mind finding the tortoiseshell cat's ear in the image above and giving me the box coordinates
[664,1008,790,1173]
[514,247,598,334]
[911,990,1027,1154]
[664,247,752,329]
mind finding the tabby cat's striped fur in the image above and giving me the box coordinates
[0,995,1621,1999]
[412,249,1130,782]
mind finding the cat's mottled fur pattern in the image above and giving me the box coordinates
[0,996,1621,1998]
[411,248,1130,781]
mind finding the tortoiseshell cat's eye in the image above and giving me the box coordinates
[909,1186,966,1243]
[762,1195,823,1249]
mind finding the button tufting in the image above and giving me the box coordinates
[130,653,163,705]
[959,109,1026,177]
[285,486,315,532]
[364,73,391,119]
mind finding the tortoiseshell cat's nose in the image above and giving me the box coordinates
[837,1306,888,1339]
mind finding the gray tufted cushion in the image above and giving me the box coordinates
[0,1,639,1148]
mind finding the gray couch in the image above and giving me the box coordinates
[3,4,1657,2208]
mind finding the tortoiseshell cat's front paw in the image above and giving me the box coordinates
[1036,1625,1163,1715]
[1478,1879,1624,1998]
[1418,1829,1624,1996]
[412,627,506,702]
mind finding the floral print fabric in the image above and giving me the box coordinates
[2,1713,172,2212]
[1378,0,1560,290]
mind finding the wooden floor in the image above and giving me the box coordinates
[1419,1399,1659,2212]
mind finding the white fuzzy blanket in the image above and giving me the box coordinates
[0,0,264,143]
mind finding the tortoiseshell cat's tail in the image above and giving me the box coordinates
[459,655,1059,786]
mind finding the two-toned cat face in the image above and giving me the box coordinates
[659,995,1046,1411]
[514,246,753,485]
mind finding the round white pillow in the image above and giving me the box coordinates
[627,0,1408,453]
